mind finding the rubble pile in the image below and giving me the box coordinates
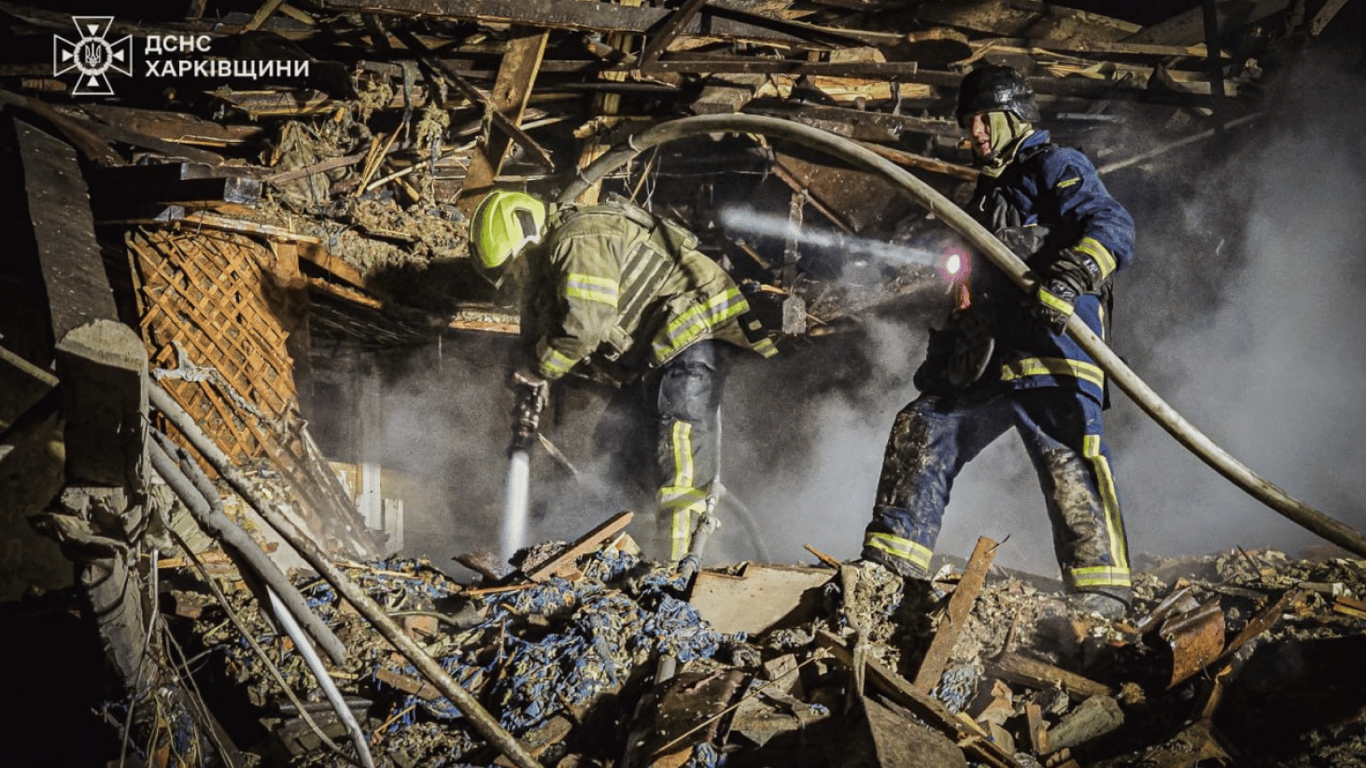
[155,510,1366,768]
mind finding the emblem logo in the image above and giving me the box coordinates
[54,17,133,96]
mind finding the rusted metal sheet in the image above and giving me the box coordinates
[1157,599,1226,689]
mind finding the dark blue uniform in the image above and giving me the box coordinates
[862,129,1137,598]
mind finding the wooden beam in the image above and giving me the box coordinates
[817,630,1025,768]
[637,0,709,67]
[394,28,554,173]
[458,26,550,213]
[325,0,899,46]
[18,119,147,489]
[969,36,1214,59]
[522,511,634,582]
[985,652,1114,699]
[913,537,998,693]
[1124,0,1292,45]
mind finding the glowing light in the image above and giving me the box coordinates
[937,246,970,284]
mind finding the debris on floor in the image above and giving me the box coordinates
[143,498,1366,768]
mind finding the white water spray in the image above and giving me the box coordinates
[500,449,531,563]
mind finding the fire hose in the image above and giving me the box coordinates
[559,113,1366,559]
[149,384,546,768]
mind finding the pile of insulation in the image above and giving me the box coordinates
[179,548,750,767]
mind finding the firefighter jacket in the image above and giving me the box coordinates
[520,198,776,383]
[962,129,1135,405]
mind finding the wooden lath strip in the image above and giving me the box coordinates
[138,229,297,417]
[135,237,290,416]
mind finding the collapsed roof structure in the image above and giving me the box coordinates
[1,0,1364,766]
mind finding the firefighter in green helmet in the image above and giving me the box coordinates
[470,190,777,562]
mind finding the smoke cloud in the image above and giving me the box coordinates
[359,42,1366,576]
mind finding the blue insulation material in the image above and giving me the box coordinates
[934,661,981,714]
[686,741,723,768]
[381,551,735,733]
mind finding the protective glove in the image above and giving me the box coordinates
[1033,247,1105,333]
[946,307,995,388]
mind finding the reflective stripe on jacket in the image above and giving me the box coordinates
[523,200,775,381]
[968,129,1135,402]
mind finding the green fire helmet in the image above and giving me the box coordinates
[470,190,547,287]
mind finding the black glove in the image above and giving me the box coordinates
[1034,247,1104,333]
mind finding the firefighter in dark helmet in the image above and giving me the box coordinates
[470,190,776,562]
[859,65,1137,618]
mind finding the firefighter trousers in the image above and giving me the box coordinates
[649,341,725,561]
[861,388,1131,596]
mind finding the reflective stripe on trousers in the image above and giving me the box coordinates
[652,342,723,561]
[863,388,1129,588]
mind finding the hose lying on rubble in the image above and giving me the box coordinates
[148,430,349,666]
[149,435,376,767]
[148,384,546,768]
[560,114,1366,559]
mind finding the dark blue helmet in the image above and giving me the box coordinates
[956,65,1040,128]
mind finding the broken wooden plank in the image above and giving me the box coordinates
[744,98,960,141]
[636,0,709,67]
[326,0,897,46]
[968,36,1214,59]
[915,0,1140,40]
[81,104,267,147]
[689,563,833,635]
[0,344,58,433]
[1311,0,1354,35]
[375,666,442,700]
[1334,593,1366,620]
[1124,0,1292,45]
[522,511,634,582]
[177,211,319,242]
[985,652,1114,700]
[1025,700,1049,755]
[395,28,554,172]
[1046,694,1125,753]
[817,630,1024,768]
[245,0,289,31]
[858,695,969,768]
[914,536,997,693]
[19,119,147,488]
[1215,587,1299,663]
[457,25,550,212]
